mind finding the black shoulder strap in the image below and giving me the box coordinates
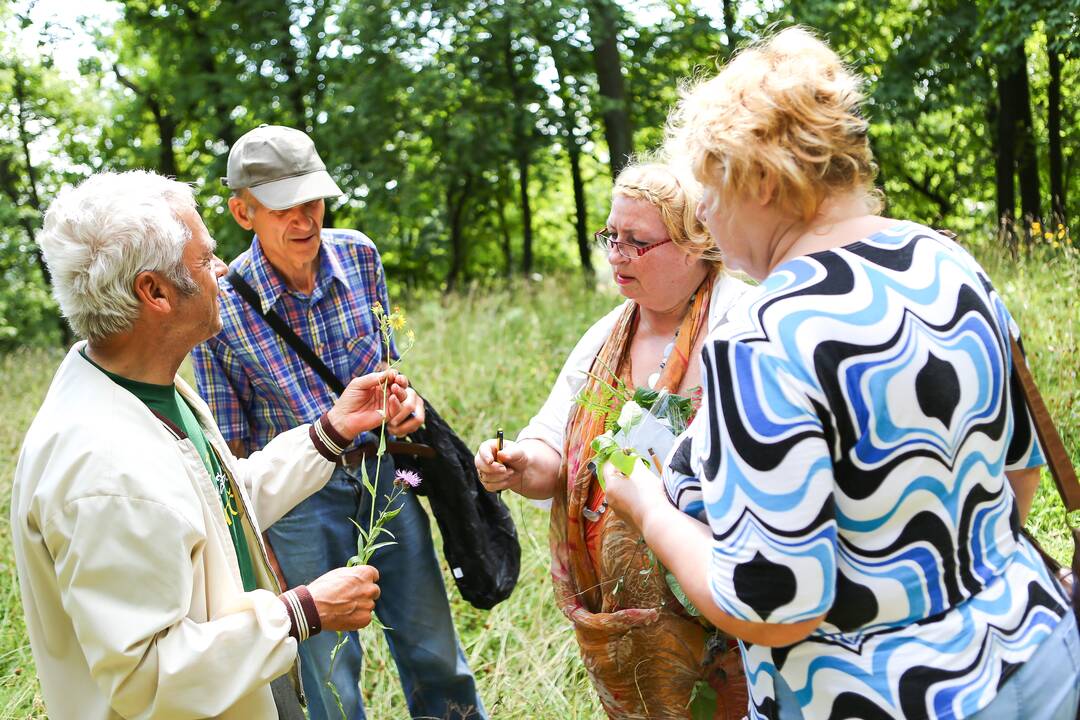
[227,268,346,396]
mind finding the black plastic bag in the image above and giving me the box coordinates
[395,397,521,610]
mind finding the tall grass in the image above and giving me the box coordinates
[0,245,1076,718]
[0,346,63,719]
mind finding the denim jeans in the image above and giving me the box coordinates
[266,456,486,720]
[968,611,1080,720]
[773,612,1080,720]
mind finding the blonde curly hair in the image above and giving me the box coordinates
[667,26,882,223]
[612,160,723,266]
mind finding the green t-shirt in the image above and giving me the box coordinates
[82,349,258,592]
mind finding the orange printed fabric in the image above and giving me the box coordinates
[548,270,747,719]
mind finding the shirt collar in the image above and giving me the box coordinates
[317,234,350,293]
[246,236,291,313]
[245,232,349,310]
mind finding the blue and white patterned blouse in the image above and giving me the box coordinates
[664,223,1070,719]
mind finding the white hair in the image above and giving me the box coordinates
[38,171,200,342]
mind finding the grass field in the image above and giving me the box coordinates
[1,242,1077,719]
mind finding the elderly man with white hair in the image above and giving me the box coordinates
[11,170,409,720]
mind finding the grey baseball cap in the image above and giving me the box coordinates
[222,125,343,210]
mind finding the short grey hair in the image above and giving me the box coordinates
[37,170,201,342]
[231,187,258,217]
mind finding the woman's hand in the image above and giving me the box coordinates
[602,459,668,534]
[604,458,827,646]
[475,438,530,493]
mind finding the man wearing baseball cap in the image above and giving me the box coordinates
[193,125,486,720]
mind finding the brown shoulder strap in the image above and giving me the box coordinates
[1009,335,1080,514]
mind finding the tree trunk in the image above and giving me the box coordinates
[994,57,1021,246]
[502,23,534,274]
[1048,46,1065,225]
[444,173,473,293]
[587,0,633,179]
[12,65,73,344]
[567,139,593,279]
[495,172,514,278]
[1014,43,1041,233]
[721,0,739,52]
[156,112,179,178]
[112,64,179,178]
[516,150,534,275]
[549,45,594,278]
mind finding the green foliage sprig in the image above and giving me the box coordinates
[326,301,416,720]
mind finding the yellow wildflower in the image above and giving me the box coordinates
[391,312,407,331]
[1031,221,1042,235]
[1044,232,1054,242]
[1058,228,1067,239]
[372,300,384,317]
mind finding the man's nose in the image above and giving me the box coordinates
[212,255,228,278]
[289,205,317,229]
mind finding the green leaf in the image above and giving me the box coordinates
[607,448,643,476]
[665,571,702,617]
[632,386,659,409]
[363,540,397,557]
[688,680,718,720]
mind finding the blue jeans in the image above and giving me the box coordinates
[267,457,486,720]
[773,612,1080,719]
[968,611,1080,720]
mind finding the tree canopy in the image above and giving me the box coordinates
[1,0,1077,348]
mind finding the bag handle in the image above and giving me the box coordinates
[1009,334,1080,577]
[227,268,346,396]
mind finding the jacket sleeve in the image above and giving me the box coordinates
[43,493,297,720]
[230,423,337,528]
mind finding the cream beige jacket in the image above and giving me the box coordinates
[12,345,336,719]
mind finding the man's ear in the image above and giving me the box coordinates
[228,195,255,231]
[133,271,174,315]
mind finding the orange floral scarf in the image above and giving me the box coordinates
[548,270,747,719]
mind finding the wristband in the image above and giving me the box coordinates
[279,585,322,642]
[310,414,350,461]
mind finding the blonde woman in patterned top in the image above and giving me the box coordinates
[603,27,1079,720]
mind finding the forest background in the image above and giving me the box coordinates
[0,0,1078,717]
[1,0,1078,347]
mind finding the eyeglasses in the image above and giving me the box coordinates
[593,229,673,259]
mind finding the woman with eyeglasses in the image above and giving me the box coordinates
[474,161,751,719]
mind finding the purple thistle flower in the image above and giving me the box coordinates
[394,468,422,489]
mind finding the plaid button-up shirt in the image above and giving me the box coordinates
[192,229,394,454]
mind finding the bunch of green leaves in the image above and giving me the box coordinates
[574,361,633,434]
[590,434,646,484]
[630,386,694,436]
[576,364,696,487]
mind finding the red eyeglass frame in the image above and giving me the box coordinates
[594,229,673,258]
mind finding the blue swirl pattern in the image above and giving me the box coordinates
[665,224,1069,719]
